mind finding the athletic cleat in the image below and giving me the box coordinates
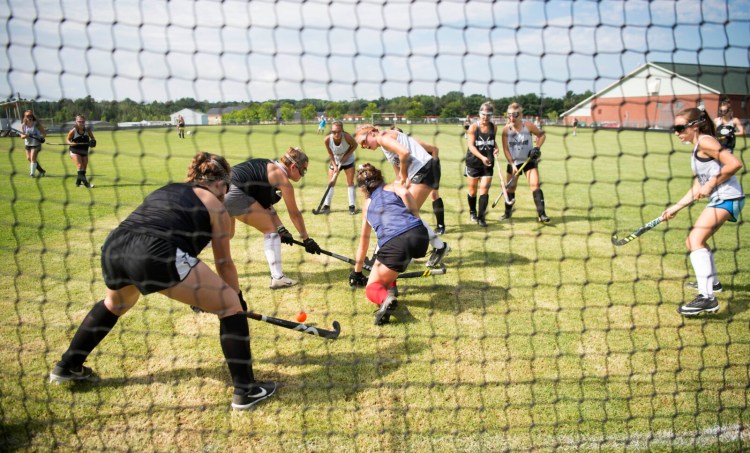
[685,281,723,293]
[500,211,513,221]
[38,169,46,177]
[374,296,398,325]
[435,224,446,235]
[319,205,331,214]
[269,275,298,289]
[678,295,720,316]
[469,212,478,223]
[477,217,488,228]
[49,364,95,383]
[537,214,551,223]
[426,243,450,268]
[349,205,357,215]
[231,381,277,410]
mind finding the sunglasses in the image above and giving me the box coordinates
[508,111,521,118]
[293,162,307,177]
[671,121,699,133]
[479,112,494,117]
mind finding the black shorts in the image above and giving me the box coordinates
[328,162,355,171]
[25,145,42,151]
[374,225,429,273]
[507,159,538,175]
[411,161,439,190]
[465,164,494,179]
[101,229,199,295]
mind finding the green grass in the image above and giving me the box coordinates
[1,125,748,452]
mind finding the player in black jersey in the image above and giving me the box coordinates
[465,101,500,227]
[49,153,276,410]
[66,114,97,188]
[714,99,744,153]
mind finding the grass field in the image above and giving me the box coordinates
[1,124,748,451]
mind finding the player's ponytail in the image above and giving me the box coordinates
[186,152,231,185]
[356,163,383,195]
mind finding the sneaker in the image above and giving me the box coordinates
[38,169,46,177]
[477,217,488,228]
[538,214,551,223]
[231,381,277,410]
[678,295,720,316]
[30,173,36,178]
[349,205,357,215]
[435,225,446,236]
[83,182,94,189]
[426,243,450,268]
[685,281,723,293]
[49,364,95,383]
[319,205,331,214]
[469,211,478,223]
[269,275,298,289]
[500,210,513,221]
[374,295,398,325]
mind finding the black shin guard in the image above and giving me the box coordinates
[478,194,489,219]
[59,300,119,369]
[533,189,546,216]
[432,198,445,227]
[76,170,85,185]
[467,195,477,214]
[505,193,516,214]
[219,313,255,394]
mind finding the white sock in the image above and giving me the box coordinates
[30,162,37,175]
[690,248,714,297]
[264,233,283,280]
[324,187,334,206]
[421,219,444,249]
[348,185,356,207]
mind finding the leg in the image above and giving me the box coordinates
[50,285,140,382]
[235,207,296,287]
[365,261,400,325]
[323,166,337,209]
[466,177,479,222]
[31,148,45,175]
[527,168,549,222]
[679,207,731,315]
[345,166,357,213]
[477,176,492,227]
[431,189,445,234]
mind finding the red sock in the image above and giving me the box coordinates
[365,282,388,305]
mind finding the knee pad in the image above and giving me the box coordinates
[365,282,388,305]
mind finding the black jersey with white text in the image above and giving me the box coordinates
[466,122,496,168]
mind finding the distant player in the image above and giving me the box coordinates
[21,110,47,178]
[500,102,549,223]
[66,114,96,189]
[320,120,358,215]
[714,100,744,153]
[317,115,326,134]
[177,115,186,139]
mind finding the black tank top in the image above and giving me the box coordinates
[716,121,736,150]
[231,158,283,209]
[466,122,496,168]
[118,183,212,256]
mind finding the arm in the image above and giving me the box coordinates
[379,134,411,186]
[733,118,745,136]
[340,132,358,162]
[323,135,337,167]
[278,180,309,239]
[393,183,421,218]
[528,123,546,148]
[694,141,743,199]
[414,137,439,159]
[199,191,240,293]
[501,127,515,170]
[65,129,75,145]
[353,199,372,273]
[662,178,700,220]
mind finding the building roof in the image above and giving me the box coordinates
[652,62,750,95]
[562,62,750,117]
[207,106,245,115]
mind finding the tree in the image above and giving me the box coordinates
[301,104,317,120]
[279,103,295,122]
[404,100,425,119]
[361,102,379,121]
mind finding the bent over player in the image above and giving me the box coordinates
[350,163,431,325]
[50,153,276,410]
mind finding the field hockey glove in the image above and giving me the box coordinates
[530,147,541,161]
[89,139,97,148]
[277,225,294,245]
[349,270,367,288]
[303,238,322,255]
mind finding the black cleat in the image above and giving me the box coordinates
[231,381,277,410]
[678,295,720,316]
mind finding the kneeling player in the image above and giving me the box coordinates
[349,163,433,325]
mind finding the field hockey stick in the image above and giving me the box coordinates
[1,127,46,142]
[491,159,513,208]
[312,164,342,214]
[290,239,373,270]
[397,265,447,279]
[610,216,663,246]
[245,311,341,339]
[492,156,531,208]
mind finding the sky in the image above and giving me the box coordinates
[1,0,749,103]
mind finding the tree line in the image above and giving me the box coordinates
[20,91,592,125]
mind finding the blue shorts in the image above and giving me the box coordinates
[708,197,744,222]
